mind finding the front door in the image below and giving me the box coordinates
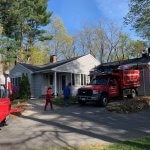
[61,75,66,90]
[108,78,119,97]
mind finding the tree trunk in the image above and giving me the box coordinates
[20,23,24,49]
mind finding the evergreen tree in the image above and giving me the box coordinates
[19,74,30,99]
[0,0,52,48]
[125,0,150,39]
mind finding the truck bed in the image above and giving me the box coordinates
[113,70,140,89]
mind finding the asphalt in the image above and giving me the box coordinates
[0,99,150,150]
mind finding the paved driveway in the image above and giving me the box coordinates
[0,99,150,150]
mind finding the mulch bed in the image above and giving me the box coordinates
[106,96,150,114]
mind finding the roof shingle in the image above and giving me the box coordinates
[19,55,83,72]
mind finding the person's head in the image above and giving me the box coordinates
[48,87,52,91]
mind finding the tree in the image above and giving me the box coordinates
[19,74,30,99]
[49,17,77,59]
[76,25,97,57]
[129,40,146,58]
[75,23,122,62]
[0,0,52,49]
[116,34,131,60]
[29,47,49,65]
[125,0,150,39]
[16,46,49,65]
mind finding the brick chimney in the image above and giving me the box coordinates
[50,55,57,63]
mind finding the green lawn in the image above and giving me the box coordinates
[52,96,78,106]
[103,137,150,150]
[31,137,150,150]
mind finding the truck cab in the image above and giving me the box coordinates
[77,75,119,106]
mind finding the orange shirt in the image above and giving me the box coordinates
[46,89,52,101]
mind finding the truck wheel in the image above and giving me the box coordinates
[100,95,108,107]
[127,89,136,98]
[79,100,86,106]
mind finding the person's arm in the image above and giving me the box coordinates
[8,82,12,95]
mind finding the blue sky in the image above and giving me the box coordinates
[48,0,139,39]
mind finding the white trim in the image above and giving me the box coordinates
[70,73,72,86]
[54,72,57,96]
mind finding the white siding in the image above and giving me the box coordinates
[32,74,43,97]
[52,54,100,74]
[10,64,35,97]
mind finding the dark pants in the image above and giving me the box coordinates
[44,100,53,110]
[64,96,70,105]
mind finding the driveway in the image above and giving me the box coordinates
[0,99,150,150]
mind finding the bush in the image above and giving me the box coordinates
[19,74,30,99]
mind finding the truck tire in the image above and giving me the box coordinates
[79,100,86,106]
[127,89,136,98]
[100,94,108,107]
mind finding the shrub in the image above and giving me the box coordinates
[19,74,30,99]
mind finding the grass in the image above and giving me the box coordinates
[30,137,150,150]
[52,96,78,106]
[104,137,150,150]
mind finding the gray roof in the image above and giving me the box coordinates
[19,63,40,72]
[19,55,83,72]
[97,55,150,70]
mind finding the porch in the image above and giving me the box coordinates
[41,71,90,97]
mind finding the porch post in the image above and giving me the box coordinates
[54,71,57,97]
[70,73,72,86]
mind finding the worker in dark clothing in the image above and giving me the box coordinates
[63,84,71,106]
[44,87,53,111]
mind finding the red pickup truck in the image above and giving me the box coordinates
[0,98,11,125]
[0,98,22,127]
[77,69,140,106]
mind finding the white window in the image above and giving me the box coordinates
[86,75,90,84]
[84,74,86,85]
[75,74,80,85]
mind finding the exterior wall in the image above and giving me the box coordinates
[32,74,43,98]
[137,66,150,96]
[10,64,34,97]
[52,54,100,74]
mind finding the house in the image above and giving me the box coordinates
[10,54,100,98]
[94,53,150,96]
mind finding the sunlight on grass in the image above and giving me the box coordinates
[31,137,150,150]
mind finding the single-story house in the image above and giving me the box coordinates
[94,53,150,96]
[10,54,100,98]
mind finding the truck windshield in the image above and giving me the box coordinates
[90,78,108,85]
